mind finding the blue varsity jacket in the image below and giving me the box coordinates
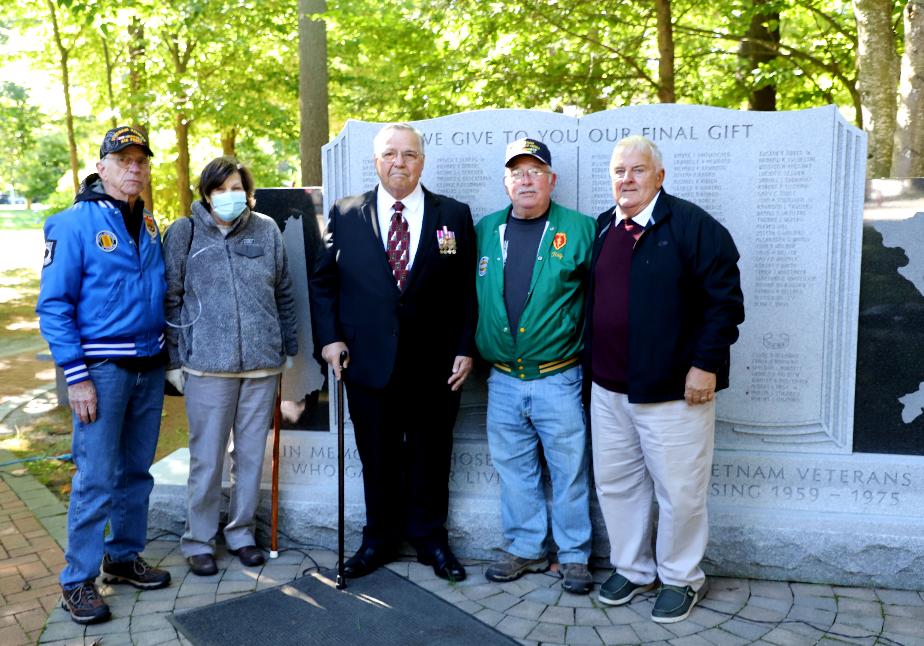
[36,190,166,385]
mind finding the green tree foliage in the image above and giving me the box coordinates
[324,0,864,123]
[2,0,916,218]
[6,0,300,220]
[19,133,71,205]
[0,82,41,191]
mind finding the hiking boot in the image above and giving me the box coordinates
[102,555,171,590]
[598,571,657,606]
[61,581,111,625]
[484,554,549,582]
[559,562,593,595]
[651,582,707,623]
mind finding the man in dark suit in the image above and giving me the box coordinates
[309,123,476,581]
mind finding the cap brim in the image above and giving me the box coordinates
[505,152,550,167]
[108,141,154,157]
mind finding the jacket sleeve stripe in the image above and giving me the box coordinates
[62,362,90,385]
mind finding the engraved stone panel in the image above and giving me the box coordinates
[323,105,866,453]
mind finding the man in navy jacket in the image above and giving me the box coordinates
[309,123,476,581]
[585,135,744,623]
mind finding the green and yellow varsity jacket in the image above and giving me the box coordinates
[474,201,595,380]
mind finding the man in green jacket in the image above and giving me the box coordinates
[475,138,596,595]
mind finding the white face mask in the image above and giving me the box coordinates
[210,191,247,222]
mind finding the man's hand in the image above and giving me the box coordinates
[69,380,98,424]
[321,342,350,381]
[447,356,473,391]
[684,367,716,406]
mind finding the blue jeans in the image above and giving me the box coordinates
[60,361,164,588]
[485,366,592,564]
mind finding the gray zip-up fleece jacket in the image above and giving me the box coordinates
[163,201,298,373]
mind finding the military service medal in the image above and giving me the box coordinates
[437,226,457,254]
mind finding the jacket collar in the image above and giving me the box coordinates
[600,190,673,237]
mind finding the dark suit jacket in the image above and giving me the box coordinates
[309,185,477,390]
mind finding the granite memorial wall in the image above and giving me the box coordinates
[322,105,867,455]
[150,105,924,588]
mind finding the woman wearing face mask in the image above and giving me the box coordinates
[163,156,298,576]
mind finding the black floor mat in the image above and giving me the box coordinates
[168,567,518,646]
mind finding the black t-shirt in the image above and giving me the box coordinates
[118,198,144,248]
[503,209,549,339]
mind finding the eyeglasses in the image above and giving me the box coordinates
[107,154,151,169]
[506,168,550,181]
[378,150,421,163]
[611,166,650,180]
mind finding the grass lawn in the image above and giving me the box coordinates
[0,206,47,230]
[0,266,190,502]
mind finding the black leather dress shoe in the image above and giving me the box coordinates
[418,545,466,581]
[187,554,218,576]
[343,544,394,579]
[230,545,265,567]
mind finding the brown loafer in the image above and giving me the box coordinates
[187,553,218,576]
[230,545,265,567]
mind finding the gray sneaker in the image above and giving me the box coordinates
[651,582,707,623]
[559,563,593,595]
[484,554,549,582]
[598,571,657,606]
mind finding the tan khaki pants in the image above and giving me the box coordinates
[590,383,715,590]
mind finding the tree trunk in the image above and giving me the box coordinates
[892,0,924,176]
[654,0,675,103]
[167,33,195,216]
[46,0,79,194]
[127,18,146,125]
[101,37,117,128]
[740,0,780,111]
[298,0,329,186]
[854,0,900,177]
[128,18,154,210]
[175,114,192,216]
[221,128,237,156]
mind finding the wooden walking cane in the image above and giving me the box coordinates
[270,374,282,559]
[336,350,348,589]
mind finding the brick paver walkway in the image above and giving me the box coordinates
[4,439,924,645]
[23,539,924,646]
[0,457,67,646]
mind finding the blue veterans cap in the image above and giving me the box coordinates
[504,138,551,167]
[100,126,154,158]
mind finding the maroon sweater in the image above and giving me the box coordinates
[591,218,644,393]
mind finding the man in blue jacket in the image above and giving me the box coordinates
[586,136,744,623]
[37,126,171,625]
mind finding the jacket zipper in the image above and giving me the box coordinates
[225,243,245,372]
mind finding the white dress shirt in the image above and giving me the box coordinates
[616,189,661,228]
[376,183,425,270]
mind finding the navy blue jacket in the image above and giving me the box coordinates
[584,190,745,403]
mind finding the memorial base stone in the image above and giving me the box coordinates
[146,108,924,591]
[149,439,924,589]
